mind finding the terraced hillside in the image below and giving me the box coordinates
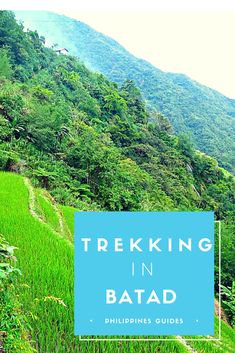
[0,172,235,353]
[0,11,234,353]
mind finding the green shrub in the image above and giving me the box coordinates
[0,49,12,79]
[221,282,235,327]
[0,235,34,353]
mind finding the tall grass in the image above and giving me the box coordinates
[0,173,74,351]
[0,172,234,353]
[59,205,79,238]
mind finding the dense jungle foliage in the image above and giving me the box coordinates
[0,10,234,296]
[14,10,235,174]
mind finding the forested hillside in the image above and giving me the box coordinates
[0,11,234,216]
[0,10,235,352]
[0,9,234,277]
[14,10,235,173]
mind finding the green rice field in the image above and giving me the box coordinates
[0,172,234,353]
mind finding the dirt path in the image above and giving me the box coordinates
[24,177,43,222]
[24,177,72,246]
[41,189,72,241]
[177,336,199,353]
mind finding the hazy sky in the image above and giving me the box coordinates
[61,10,235,99]
[4,1,235,98]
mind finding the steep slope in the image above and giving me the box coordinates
[1,12,234,218]
[14,10,235,173]
[0,11,234,289]
[0,12,235,352]
[1,172,235,353]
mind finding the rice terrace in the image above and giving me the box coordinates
[0,172,234,352]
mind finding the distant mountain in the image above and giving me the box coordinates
[15,10,235,173]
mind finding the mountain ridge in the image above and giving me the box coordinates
[14,10,235,173]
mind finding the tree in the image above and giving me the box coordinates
[0,49,11,78]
